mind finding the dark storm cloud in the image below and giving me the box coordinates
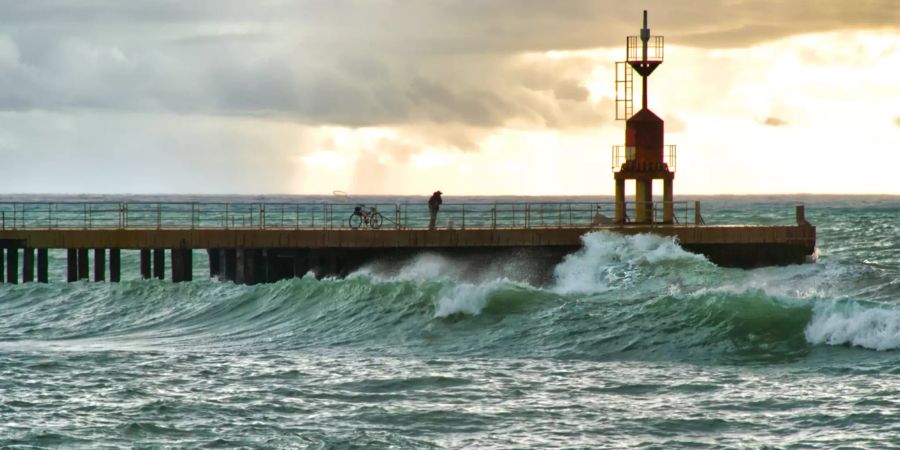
[0,0,895,127]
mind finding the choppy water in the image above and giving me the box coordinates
[1,195,898,448]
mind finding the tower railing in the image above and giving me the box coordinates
[611,145,676,172]
[626,36,664,62]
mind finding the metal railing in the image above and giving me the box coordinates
[612,144,676,172]
[0,201,703,230]
[627,35,664,62]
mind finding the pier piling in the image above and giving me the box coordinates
[0,248,4,283]
[223,249,237,282]
[208,249,221,278]
[264,250,278,283]
[153,249,164,280]
[37,248,50,283]
[663,179,674,223]
[171,249,192,283]
[140,249,151,279]
[109,249,121,282]
[293,251,310,279]
[5,247,15,284]
[23,248,34,283]
[67,249,78,282]
[77,248,89,280]
[37,249,48,283]
[94,249,105,282]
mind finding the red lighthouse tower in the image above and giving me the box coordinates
[613,11,676,224]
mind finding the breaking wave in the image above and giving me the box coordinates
[1,231,898,362]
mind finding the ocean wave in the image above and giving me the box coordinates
[805,301,900,351]
[0,228,897,362]
[552,231,711,295]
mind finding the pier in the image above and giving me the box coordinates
[0,200,814,284]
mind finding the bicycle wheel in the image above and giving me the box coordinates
[369,212,384,229]
[348,213,363,229]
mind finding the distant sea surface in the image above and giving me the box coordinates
[1,194,898,448]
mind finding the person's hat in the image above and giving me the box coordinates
[434,190,442,195]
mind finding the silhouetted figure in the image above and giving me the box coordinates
[428,191,442,230]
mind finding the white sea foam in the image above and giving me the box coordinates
[805,302,900,351]
[689,259,853,302]
[349,253,463,282]
[551,231,707,294]
[395,254,463,281]
[433,280,503,317]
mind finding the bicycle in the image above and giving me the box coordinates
[348,205,383,229]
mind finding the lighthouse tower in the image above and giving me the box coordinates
[613,11,676,224]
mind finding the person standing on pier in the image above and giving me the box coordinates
[428,191,443,230]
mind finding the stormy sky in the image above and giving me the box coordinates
[1,0,898,194]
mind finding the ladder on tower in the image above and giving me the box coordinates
[615,61,633,120]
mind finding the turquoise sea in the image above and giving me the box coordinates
[1,195,898,448]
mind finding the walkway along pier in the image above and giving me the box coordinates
[0,200,815,285]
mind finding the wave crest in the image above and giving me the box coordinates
[552,231,709,294]
[805,301,900,351]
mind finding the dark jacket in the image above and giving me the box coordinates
[428,193,442,211]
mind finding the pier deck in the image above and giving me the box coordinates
[0,201,815,284]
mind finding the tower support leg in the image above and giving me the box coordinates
[635,180,652,223]
[615,178,626,224]
[663,177,674,224]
